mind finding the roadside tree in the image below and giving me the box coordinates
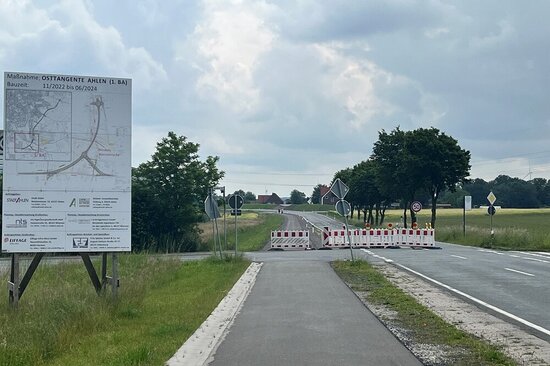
[290,189,307,204]
[132,132,223,252]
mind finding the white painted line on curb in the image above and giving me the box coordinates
[166,262,263,366]
[393,263,550,338]
[504,268,535,277]
[450,255,467,260]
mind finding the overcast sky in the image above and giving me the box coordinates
[2,0,549,197]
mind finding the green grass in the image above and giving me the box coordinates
[333,260,516,366]
[0,254,249,366]
[340,208,550,251]
[202,213,284,252]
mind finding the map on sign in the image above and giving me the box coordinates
[4,88,130,192]
[5,90,72,162]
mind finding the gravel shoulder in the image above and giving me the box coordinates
[354,262,550,365]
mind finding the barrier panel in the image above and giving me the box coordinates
[271,230,310,250]
[321,227,436,249]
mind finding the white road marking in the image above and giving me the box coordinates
[166,262,262,366]
[504,268,535,277]
[361,249,393,263]
[535,252,550,258]
[450,255,467,260]
[521,257,550,264]
[393,263,550,338]
[514,251,547,258]
[509,251,550,264]
[477,249,504,255]
[508,254,521,258]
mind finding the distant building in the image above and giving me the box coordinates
[320,185,338,205]
[257,193,284,204]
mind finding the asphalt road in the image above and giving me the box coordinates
[208,260,421,366]
[290,211,550,342]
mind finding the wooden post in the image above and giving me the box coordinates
[8,254,20,306]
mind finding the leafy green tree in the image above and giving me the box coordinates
[372,127,470,228]
[531,178,550,206]
[463,178,489,207]
[290,189,307,204]
[132,132,224,252]
[492,175,539,208]
[406,128,470,227]
[244,191,256,202]
[371,127,422,227]
[311,184,323,204]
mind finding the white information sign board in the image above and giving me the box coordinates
[464,196,472,211]
[2,72,131,253]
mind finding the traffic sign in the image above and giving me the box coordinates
[487,206,496,216]
[335,200,351,217]
[464,196,472,211]
[330,178,349,200]
[230,209,242,216]
[204,194,220,219]
[411,201,422,213]
[228,194,244,209]
[487,191,496,205]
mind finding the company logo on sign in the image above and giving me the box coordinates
[6,218,28,229]
[72,238,89,249]
[6,197,29,203]
[4,237,27,243]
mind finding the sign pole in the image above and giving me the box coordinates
[235,196,238,256]
[463,196,466,237]
[344,215,354,261]
[223,189,227,252]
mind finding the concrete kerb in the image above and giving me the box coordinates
[166,262,263,366]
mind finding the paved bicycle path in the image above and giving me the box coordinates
[208,260,421,365]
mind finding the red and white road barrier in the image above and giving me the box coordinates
[271,230,310,250]
[322,227,435,248]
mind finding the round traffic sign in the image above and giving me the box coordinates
[228,194,244,209]
[335,200,351,217]
[411,201,422,213]
[487,206,496,216]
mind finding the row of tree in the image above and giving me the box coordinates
[320,127,471,228]
[441,176,550,208]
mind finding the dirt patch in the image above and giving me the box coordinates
[364,263,550,365]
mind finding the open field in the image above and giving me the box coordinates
[340,208,550,251]
[0,255,249,366]
[199,212,284,252]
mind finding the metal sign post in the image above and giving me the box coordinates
[204,190,222,258]
[228,194,244,256]
[463,195,472,237]
[336,200,355,261]
[487,192,497,241]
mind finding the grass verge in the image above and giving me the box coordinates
[0,254,249,366]
[200,212,284,252]
[332,260,516,366]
